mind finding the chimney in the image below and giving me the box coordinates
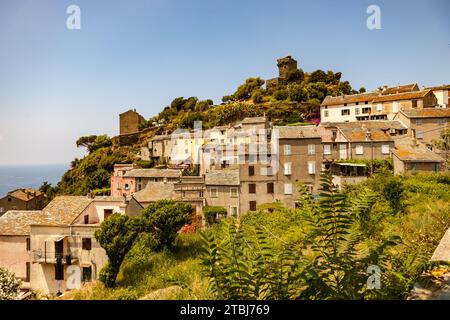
[87,192,94,199]
[410,129,417,145]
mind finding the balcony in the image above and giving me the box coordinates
[32,250,78,265]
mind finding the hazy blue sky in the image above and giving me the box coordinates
[0,0,449,165]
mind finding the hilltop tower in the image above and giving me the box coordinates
[277,56,298,80]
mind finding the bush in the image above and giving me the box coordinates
[203,206,227,226]
[273,89,289,101]
[0,267,21,300]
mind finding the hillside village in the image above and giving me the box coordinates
[0,56,449,299]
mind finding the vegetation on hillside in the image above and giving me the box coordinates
[67,172,450,300]
[0,267,21,300]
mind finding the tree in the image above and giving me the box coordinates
[252,90,263,103]
[309,70,327,83]
[76,135,112,153]
[433,129,450,151]
[273,89,289,101]
[95,214,138,288]
[135,200,193,251]
[359,87,367,93]
[0,267,21,300]
[203,206,227,226]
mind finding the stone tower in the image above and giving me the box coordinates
[277,56,298,79]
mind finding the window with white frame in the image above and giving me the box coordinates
[308,161,316,174]
[230,188,238,198]
[284,183,293,195]
[355,108,360,115]
[376,103,383,112]
[324,110,329,117]
[381,144,390,154]
[284,162,292,175]
[355,144,364,155]
[284,144,291,155]
[230,206,238,217]
[323,144,332,155]
[307,144,315,155]
[210,187,218,198]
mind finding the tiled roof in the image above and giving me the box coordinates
[321,120,407,131]
[133,182,175,203]
[0,210,44,235]
[321,92,380,107]
[400,108,450,118]
[381,83,419,95]
[274,125,321,139]
[392,139,444,162]
[40,196,94,226]
[340,129,393,142]
[426,84,450,91]
[124,168,182,178]
[5,188,44,202]
[372,90,431,103]
[205,170,240,186]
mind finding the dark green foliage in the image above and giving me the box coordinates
[95,214,139,288]
[135,200,193,251]
[273,89,289,101]
[203,206,227,226]
[76,135,112,153]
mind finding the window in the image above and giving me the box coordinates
[230,206,238,217]
[248,166,255,176]
[82,238,92,251]
[104,209,113,220]
[308,161,316,174]
[308,144,316,155]
[199,191,204,198]
[124,184,129,190]
[249,201,257,211]
[284,162,292,175]
[249,184,256,194]
[265,166,273,176]
[284,183,293,195]
[26,262,30,282]
[412,99,418,108]
[381,144,390,154]
[267,183,274,194]
[82,267,92,282]
[362,107,371,114]
[55,264,64,281]
[341,109,350,116]
[181,191,186,198]
[392,102,399,113]
[410,163,417,171]
[324,110,329,117]
[7,197,11,202]
[355,145,364,155]
[344,103,347,106]
[26,238,30,251]
[355,108,360,115]
[210,188,218,198]
[323,144,332,155]
[365,101,368,105]
[185,149,189,154]
[416,119,423,126]
[376,103,383,112]
[433,163,441,172]
[284,144,291,155]
[356,102,359,106]
[84,215,89,224]
[230,188,238,198]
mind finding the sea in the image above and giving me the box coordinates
[0,165,68,197]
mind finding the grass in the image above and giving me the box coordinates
[66,233,212,300]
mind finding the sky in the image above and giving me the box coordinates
[0,0,449,166]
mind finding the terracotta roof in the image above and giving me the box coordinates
[5,188,44,202]
[205,170,240,186]
[400,108,450,118]
[151,134,171,141]
[0,210,44,235]
[133,182,175,203]
[340,129,393,142]
[274,125,321,139]
[40,196,94,226]
[321,120,407,131]
[124,168,182,178]
[372,90,431,103]
[392,139,444,162]
[426,85,450,91]
[381,83,419,95]
[321,92,380,107]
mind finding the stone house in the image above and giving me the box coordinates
[396,108,450,145]
[320,84,437,123]
[204,170,240,218]
[426,84,450,108]
[0,188,45,216]
[392,138,445,175]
